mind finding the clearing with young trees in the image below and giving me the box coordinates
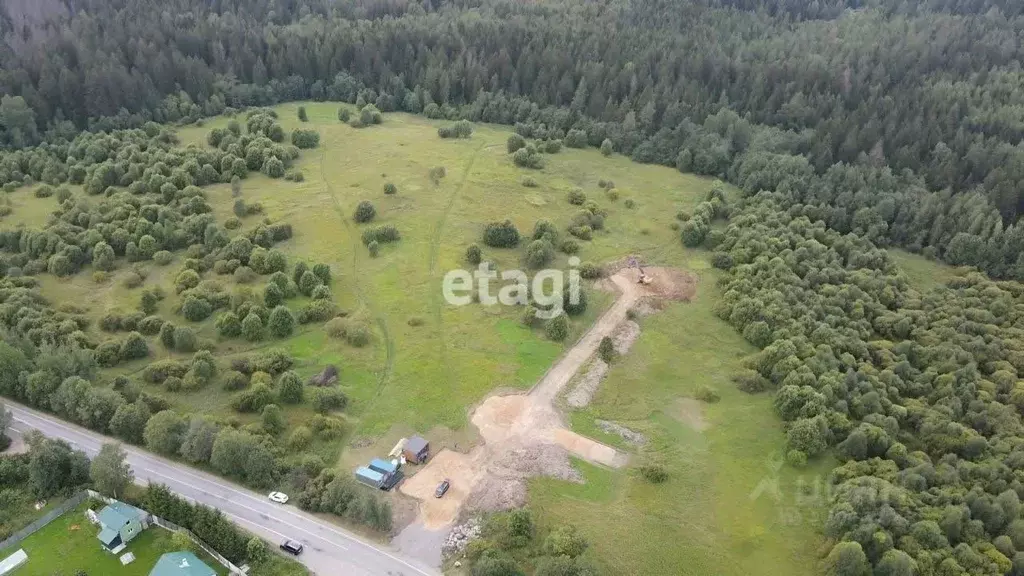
[0,102,827,575]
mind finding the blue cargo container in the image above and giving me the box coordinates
[355,466,385,488]
[368,458,398,476]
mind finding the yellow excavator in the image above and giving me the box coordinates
[636,265,653,285]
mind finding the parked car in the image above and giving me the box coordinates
[268,491,289,504]
[435,479,451,498]
[280,540,303,555]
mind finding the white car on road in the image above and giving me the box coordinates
[268,491,289,504]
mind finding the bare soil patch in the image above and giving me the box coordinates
[553,428,628,467]
[399,449,482,529]
[674,397,710,432]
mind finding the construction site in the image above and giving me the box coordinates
[390,259,698,561]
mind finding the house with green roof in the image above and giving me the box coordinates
[95,500,148,553]
[149,552,217,576]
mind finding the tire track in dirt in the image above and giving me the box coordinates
[427,141,485,372]
[320,146,395,397]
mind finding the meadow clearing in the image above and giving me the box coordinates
[1,102,838,573]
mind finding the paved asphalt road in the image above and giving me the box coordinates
[6,401,439,576]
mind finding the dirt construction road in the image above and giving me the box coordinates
[530,271,640,403]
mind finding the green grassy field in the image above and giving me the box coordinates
[3,103,833,574]
[888,249,960,292]
[15,502,227,576]
[536,252,832,576]
[8,102,716,448]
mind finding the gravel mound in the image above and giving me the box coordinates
[596,419,647,445]
[566,358,608,408]
[442,518,482,559]
[466,443,582,512]
[565,319,641,408]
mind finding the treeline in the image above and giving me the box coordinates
[712,193,1024,575]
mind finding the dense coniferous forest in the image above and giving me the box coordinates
[3,1,1024,575]
[0,0,1024,276]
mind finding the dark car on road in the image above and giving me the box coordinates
[280,540,304,556]
[435,478,450,498]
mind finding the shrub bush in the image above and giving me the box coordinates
[268,306,296,338]
[121,332,149,360]
[694,384,721,403]
[173,326,198,352]
[242,312,264,342]
[353,200,377,223]
[311,285,332,300]
[233,384,274,413]
[579,262,602,279]
[326,317,370,347]
[298,299,335,324]
[222,371,249,391]
[568,225,592,241]
[216,312,242,337]
[358,104,382,126]
[560,239,579,254]
[361,225,400,245]
[507,133,526,153]
[291,129,320,149]
[174,269,200,294]
[367,240,379,257]
[465,244,482,265]
[143,360,190,384]
[512,146,543,169]
[233,266,257,283]
[96,341,122,367]
[711,252,734,270]
[182,296,213,322]
[525,239,554,269]
[598,336,615,363]
[567,188,586,205]
[732,369,770,393]
[278,371,304,404]
[383,182,397,195]
[138,315,164,335]
[483,220,520,248]
[786,449,808,468]
[565,129,588,148]
[600,138,614,156]
[521,176,538,187]
[288,427,313,451]
[545,315,569,341]
[563,285,588,316]
[639,464,668,483]
[311,388,348,414]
